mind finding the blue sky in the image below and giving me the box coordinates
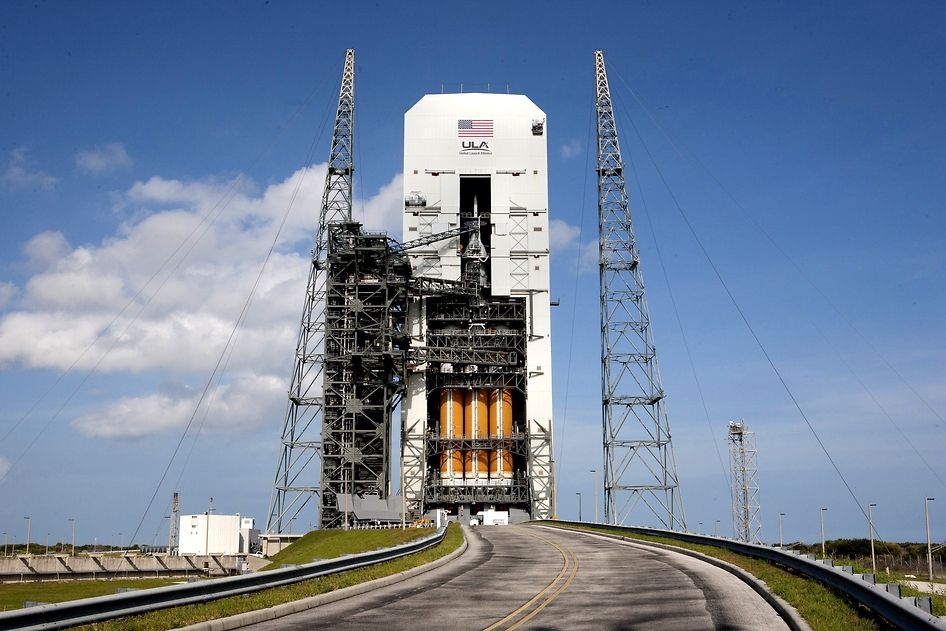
[0,1,943,548]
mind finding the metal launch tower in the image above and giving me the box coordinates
[729,421,761,543]
[594,50,685,528]
[266,49,359,532]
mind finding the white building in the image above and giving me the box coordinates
[400,93,554,521]
[178,514,259,555]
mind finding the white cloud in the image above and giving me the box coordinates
[549,218,580,250]
[76,142,133,174]
[1,148,57,191]
[559,139,582,159]
[71,371,285,438]
[0,282,17,309]
[0,165,403,436]
[23,231,72,270]
[548,219,597,273]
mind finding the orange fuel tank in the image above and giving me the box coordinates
[439,390,464,478]
[487,389,515,478]
[464,390,488,478]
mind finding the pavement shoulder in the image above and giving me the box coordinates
[176,531,470,631]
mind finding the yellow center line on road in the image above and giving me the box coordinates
[506,543,579,631]
[482,529,580,631]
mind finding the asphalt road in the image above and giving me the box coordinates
[243,524,792,630]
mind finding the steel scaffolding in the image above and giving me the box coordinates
[729,421,762,543]
[266,49,356,533]
[319,223,410,528]
[595,49,685,529]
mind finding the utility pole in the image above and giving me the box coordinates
[576,492,583,522]
[925,497,935,584]
[267,48,356,532]
[594,49,684,530]
[868,503,877,575]
[590,469,599,523]
[69,518,76,556]
[778,512,785,548]
[168,492,180,556]
[24,516,31,556]
[820,507,828,557]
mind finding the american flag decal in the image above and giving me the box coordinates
[458,119,494,138]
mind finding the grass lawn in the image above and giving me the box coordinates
[0,579,179,613]
[76,524,463,630]
[262,527,433,569]
[540,522,897,631]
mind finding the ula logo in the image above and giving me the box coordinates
[460,140,491,155]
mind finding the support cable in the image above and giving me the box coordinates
[136,100,335,543]
[556,103,595,472]
[623,136,732,498]
[0,74,335,485]
[611,69,946,484]
[615,100,870,523]
[129,117,328,544]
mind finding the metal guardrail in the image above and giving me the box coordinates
[548,520,946,630]
[0,526,447,631]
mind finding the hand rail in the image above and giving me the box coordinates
[0,526,447,631]
[546,520,945,630]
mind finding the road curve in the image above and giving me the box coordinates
[242,524,791,630]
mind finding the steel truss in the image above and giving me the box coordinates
[594,50,685,529]
[319,223,410,528]
[266,49,356,533]
[729,421,762,543]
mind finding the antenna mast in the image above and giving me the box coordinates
[594,49,685,529]
[266,48,355,533]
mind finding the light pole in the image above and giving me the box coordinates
[45,533,50,556]
[2,532,6,556]
[699,521,703,534]
[820,508,828,557]
[714,520,720,537]
[590,469,599,523]
[576,492,583,522]
[925,497,935,584]
[24,516,31,556]
[778,513,785,548]
[868,503,877,575]
[118,532,122,551]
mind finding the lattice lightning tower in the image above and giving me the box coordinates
[594,50,685,529]
[728,421,762,543]
[266,49,355,533]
